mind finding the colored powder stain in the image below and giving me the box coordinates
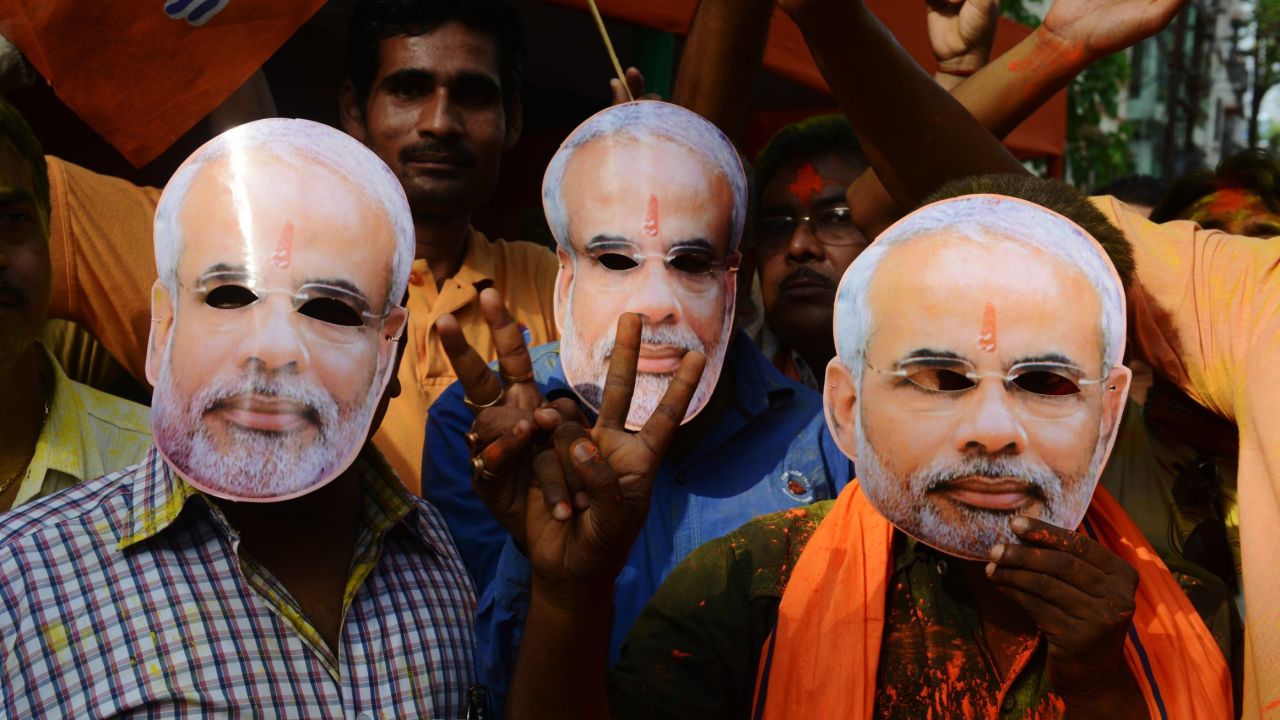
[271,220,295,269]
[670,649,691,660]
[643,194,660,237]
[977,302,998,353]
[784,508,808,519]
[788,162,825,205]
[1265,697,1280,712]
[44,622,69,654]
[1207,187,1251,215]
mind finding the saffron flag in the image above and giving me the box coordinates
[0,0,324,166]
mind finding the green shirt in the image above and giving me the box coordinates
[608,501,1232,720]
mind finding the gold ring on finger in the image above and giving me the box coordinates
[500,369,535,385]
[472,455,501,482]
[464,430,481,453]
[464,387,504,411]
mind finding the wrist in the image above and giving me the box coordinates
[1028,23,1092,75]
[530,574,615,616]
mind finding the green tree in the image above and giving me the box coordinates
[1000,0,1135,186]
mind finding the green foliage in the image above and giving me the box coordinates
[1000,0,1134,185]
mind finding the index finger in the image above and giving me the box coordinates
[479,288,535,384]
[596,313,643,429]
[1011,515,1124,574]
[437,313,504,409]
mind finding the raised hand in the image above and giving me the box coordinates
[926,0,1001,80]
[609,66,663,105]
[524,313,705,602]
[986,516,1145,715]
[1042,0,1188,62]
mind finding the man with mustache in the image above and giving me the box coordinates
[34,0,560,492]
[502,183,1232,720]
[0,119,482,716]
[424,102,853,713]
[0,99,150,514]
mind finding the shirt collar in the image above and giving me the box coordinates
[118,443,430,552]
[451,226,497,288]
[24,345,101,487]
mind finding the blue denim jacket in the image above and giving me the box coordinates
[424,333,852,711]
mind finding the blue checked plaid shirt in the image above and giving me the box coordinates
[0,446,477,718]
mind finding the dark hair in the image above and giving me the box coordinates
[345,0,525,114]
[0,98,49,233]
[1149,149,1280,223]
[1092,174,1166,209]
[752,114,866,207]
[925,174,1135,289]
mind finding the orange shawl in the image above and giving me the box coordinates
[752,482,1232,719]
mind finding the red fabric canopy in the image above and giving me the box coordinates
[545,0,1066,164]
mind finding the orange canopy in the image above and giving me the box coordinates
[544,0,1067,165]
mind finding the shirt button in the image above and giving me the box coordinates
[1001,695,1016,712]
[355,713,374,720]
[935,559,948,576]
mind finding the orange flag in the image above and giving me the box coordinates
[0,0,324,166]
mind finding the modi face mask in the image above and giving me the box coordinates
[146,119,413,502]
[823,195,1133,559]
[543,102,746,430]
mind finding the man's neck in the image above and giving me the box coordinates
[414,212,473,288]
[215,468,365,653]
[0,345,47,504]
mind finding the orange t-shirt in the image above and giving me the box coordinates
[1094,195,1280,717]
[45,156,560,494]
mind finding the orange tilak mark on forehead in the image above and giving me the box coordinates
[271,221,295,269]
[788,162,825,205]
[643,193,660,237]
[977,302,998,353]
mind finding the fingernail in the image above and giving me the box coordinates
[985,562,996,577]
[989,544,1005,562]
[553,501,572,521]
[572,441,597,463]
[515,420,529,435]
[1010,516,1030,532]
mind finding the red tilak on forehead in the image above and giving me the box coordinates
[271,221,294,269]
[1207,187,1252,215]
[789,162,825,205]
[643,194,660,237]
[978,302,997,353]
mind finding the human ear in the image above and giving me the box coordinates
[823,358,860,461]
[503,94,523,151]
[338,81,368,143]
[145,280,175,387]
[553,247,573,333]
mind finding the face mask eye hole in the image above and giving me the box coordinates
[906,368,974,392]
[667,253,715,275]
[597,253,639,271]
[298,297,365,327]
[204,285,258,310]
[1013,370,1082,397]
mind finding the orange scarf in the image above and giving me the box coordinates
[752,482,1232,719]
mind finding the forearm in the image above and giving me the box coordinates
[671,0,776,142]
[789,2,1024,210]
[507,586,614,720]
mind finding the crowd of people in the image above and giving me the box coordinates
[0,0,1277,717]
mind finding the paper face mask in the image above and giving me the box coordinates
[145,119,414,502]
[824,195,1133,560]
[543,102,746,430]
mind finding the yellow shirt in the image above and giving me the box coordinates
[1093,196,1279,717]
[372,228,559,493]
[13,345,152,508]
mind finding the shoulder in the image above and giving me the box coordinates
[70,377,152,436]
[727,501,835,596]
[0,463,140,558]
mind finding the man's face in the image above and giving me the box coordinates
[830,232,1127,559]
[342,22,518,219]
[149,155,403,501]
[757,152,867,360]
[1177,188,1280,238]
[0,140,49,363]
[556,136,737,428]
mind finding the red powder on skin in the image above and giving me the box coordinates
[271,221,295,269]
[643,194,660,237]
[788,162,826,205]
[977,302,997,353]
[1206,187,1253,216]
[670,649,691,660]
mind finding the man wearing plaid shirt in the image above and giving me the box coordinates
[0,120,477,717]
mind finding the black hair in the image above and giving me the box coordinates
[925,174,1135,289]
[752,114,865,206]
[1149,149,1280,223]
[0,97,49,232]
[1092,174,1167,209]
[345,0,525,114]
